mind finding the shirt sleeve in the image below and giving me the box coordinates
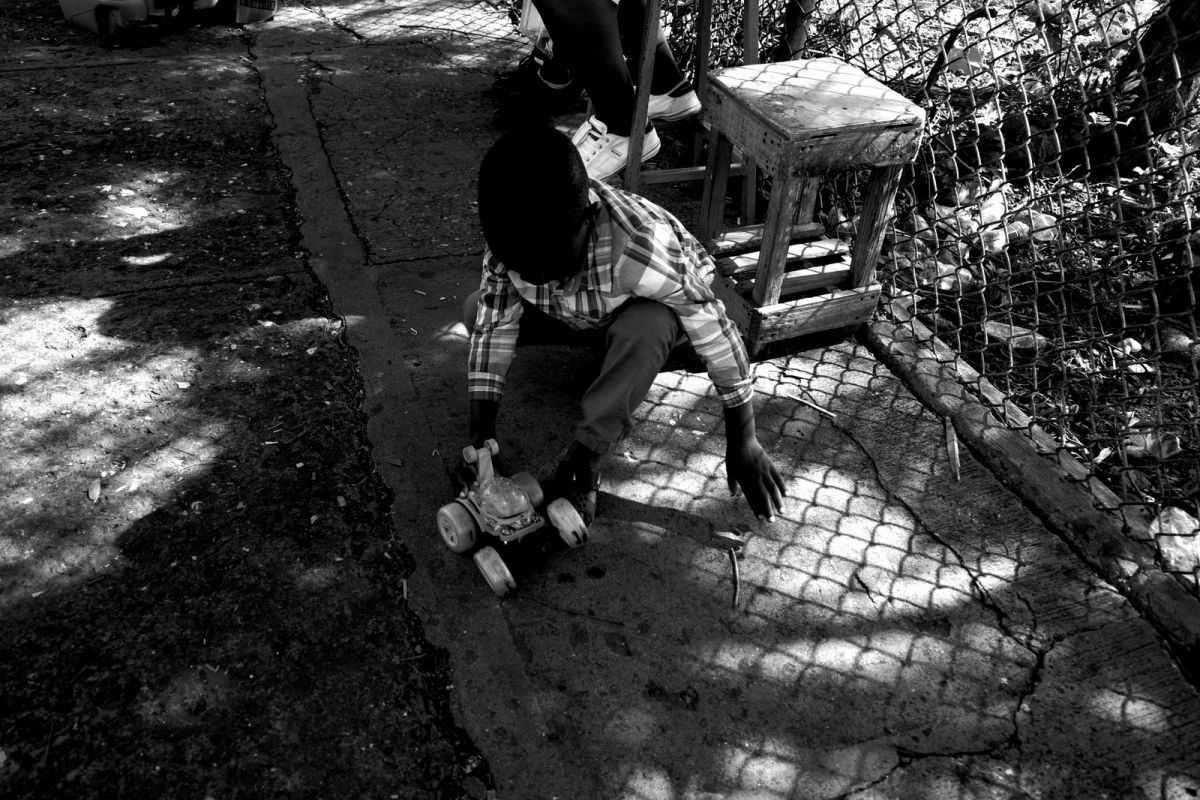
[615,221,754,407]
[467,249,523,403]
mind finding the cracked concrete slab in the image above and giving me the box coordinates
[252,1,1200,797]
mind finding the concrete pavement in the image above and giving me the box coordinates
[250,2,1200,797]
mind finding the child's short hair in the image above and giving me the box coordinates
[477,127,589,251]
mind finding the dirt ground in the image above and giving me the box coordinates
[0,2,479,797]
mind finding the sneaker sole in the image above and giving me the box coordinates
[648,105,702,123]
[591,135,662,182]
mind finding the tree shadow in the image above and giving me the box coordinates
[0,17,485,797]
[480,342,1200,798]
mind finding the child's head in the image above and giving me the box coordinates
[477,127,596,285]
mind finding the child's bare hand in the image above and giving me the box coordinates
[726,440,786,522]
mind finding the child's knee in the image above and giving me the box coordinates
[461,290,481,333]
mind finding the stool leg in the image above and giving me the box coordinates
[699,130,733,242]
[752,166,808,307]
[624,0,661,193]
[849,163,904,288]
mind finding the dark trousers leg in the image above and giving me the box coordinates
[616,0,686,95]
[530,0,634,134]
[575,299,684,453]
[463,293,687,454]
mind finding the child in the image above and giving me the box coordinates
[462,126,785,524]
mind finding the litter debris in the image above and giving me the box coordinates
[710,529,746,609]
[945,417,961,481]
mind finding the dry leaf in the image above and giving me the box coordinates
[935,244,964,266]
[983,321,1048,351]
[1151,507,1200,536]
[919,260,958,286]
[979,225,1008,253]
[1124,431,1183,460]
[945,45,985,76]
[978,190,1008,226]
[1015,209,1059,241]
[1122,468,1154,498]
[906,212,938,247]
[944,418,961,481]
[87,478,102,503]
[1119,338,1143,355]
[1004,219,1032,242]
[937,268,978,292]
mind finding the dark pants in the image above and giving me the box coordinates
[463,291,693,454]
[531,0,686,135]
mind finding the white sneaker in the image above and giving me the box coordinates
[647,89,702,122]
[571,116,662,182]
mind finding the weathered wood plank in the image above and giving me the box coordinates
[735,256,852,296]
[753,284,879,341]
[707,222,825,257]
[716,238,849,278]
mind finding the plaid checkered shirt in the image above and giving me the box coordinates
[468,180,753,408]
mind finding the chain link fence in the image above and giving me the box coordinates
[501,0,1200,594]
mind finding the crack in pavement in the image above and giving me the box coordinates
[818,412,1048,769]
[372,250,480,265]
[823,413,1020,641]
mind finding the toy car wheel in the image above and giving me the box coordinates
[510,471,544,509]
[436,502,477,554]
[95,7,120,40]
[547,498,588,549]
[474,546,516,598]
[483,438,500,456]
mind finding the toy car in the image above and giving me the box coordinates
[437,439,588,597]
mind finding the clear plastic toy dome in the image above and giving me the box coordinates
[478,477,530,518]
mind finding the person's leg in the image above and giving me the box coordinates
[616,0,702,122]
[574,298,685,454]
[532,0,665,180]
[615,0,684,95]
[531,0,634,134]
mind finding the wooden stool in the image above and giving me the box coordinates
[698,58,925,356]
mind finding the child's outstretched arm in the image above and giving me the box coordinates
[724,401,786,522]
[466,250,522,442]
[612,215,785,520]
